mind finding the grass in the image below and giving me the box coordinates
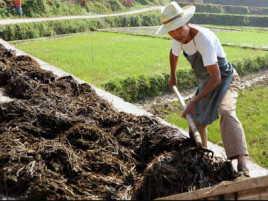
[215,31,268,48]
[15,32,267,86]
[16,32,176,85]
[165,81,268,168]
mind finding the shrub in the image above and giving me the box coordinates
[0,7,9,18]
[102,69,196,102]
[136,0,151,5]
[3,0,130,18]
[119,76,139,101]
[140,12,161,26]
[102,80,119,92]
[233,55,268,76]
[148,76,162,96]
[86,0,109,14]
[22,0,48,17]
[110,0,124,11]
[137,76,150,98]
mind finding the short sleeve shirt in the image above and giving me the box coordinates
[172,25,226,67]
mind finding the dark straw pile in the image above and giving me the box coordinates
[0,44,236,200]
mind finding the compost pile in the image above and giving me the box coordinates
[0,44,236,200]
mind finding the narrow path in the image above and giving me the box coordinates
[0,6,163,25]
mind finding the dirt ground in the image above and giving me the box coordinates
[0,44,236,200]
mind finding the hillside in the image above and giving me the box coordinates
[0,0,167,18]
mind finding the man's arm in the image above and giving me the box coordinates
[182,64,221,117]
[168,49,179,90]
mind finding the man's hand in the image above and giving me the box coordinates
[182,100,196,118]
[168,76,177,90]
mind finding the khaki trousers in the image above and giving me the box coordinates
[218,69,249,159]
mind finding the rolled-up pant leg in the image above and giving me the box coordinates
[218,69,249,159]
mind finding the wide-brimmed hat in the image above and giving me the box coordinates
[156,2,195,35]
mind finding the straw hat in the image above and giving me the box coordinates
[156,2,195,35]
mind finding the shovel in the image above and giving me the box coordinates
[172,86,202,148]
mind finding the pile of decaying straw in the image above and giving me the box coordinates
[0,44,236,200]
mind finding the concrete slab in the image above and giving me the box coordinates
[1,39,267,178]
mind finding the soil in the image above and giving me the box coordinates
[0,44,236,200]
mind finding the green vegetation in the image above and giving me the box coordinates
[164,81,268,168]
[15,32,173,85]
[103,53,267,101]
[237,83,268,168]
[1,0,88,18]
[1,10,267,42]
[15,32,268,101]
[215,31,268,48]
[0,0,166,18]
[0,10,161,41]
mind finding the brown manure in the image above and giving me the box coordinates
[0,44,237,200]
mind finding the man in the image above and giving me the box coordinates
[156,2,249,177]
[8,0,22,18]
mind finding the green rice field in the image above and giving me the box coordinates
[215,31,268,48]
[15,31,267,86]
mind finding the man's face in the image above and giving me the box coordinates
[168,24,189,44]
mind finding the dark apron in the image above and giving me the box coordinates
[183,30,233,125]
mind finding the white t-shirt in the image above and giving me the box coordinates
[172,24,226,67]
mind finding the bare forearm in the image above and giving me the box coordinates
[170,49,178,77]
